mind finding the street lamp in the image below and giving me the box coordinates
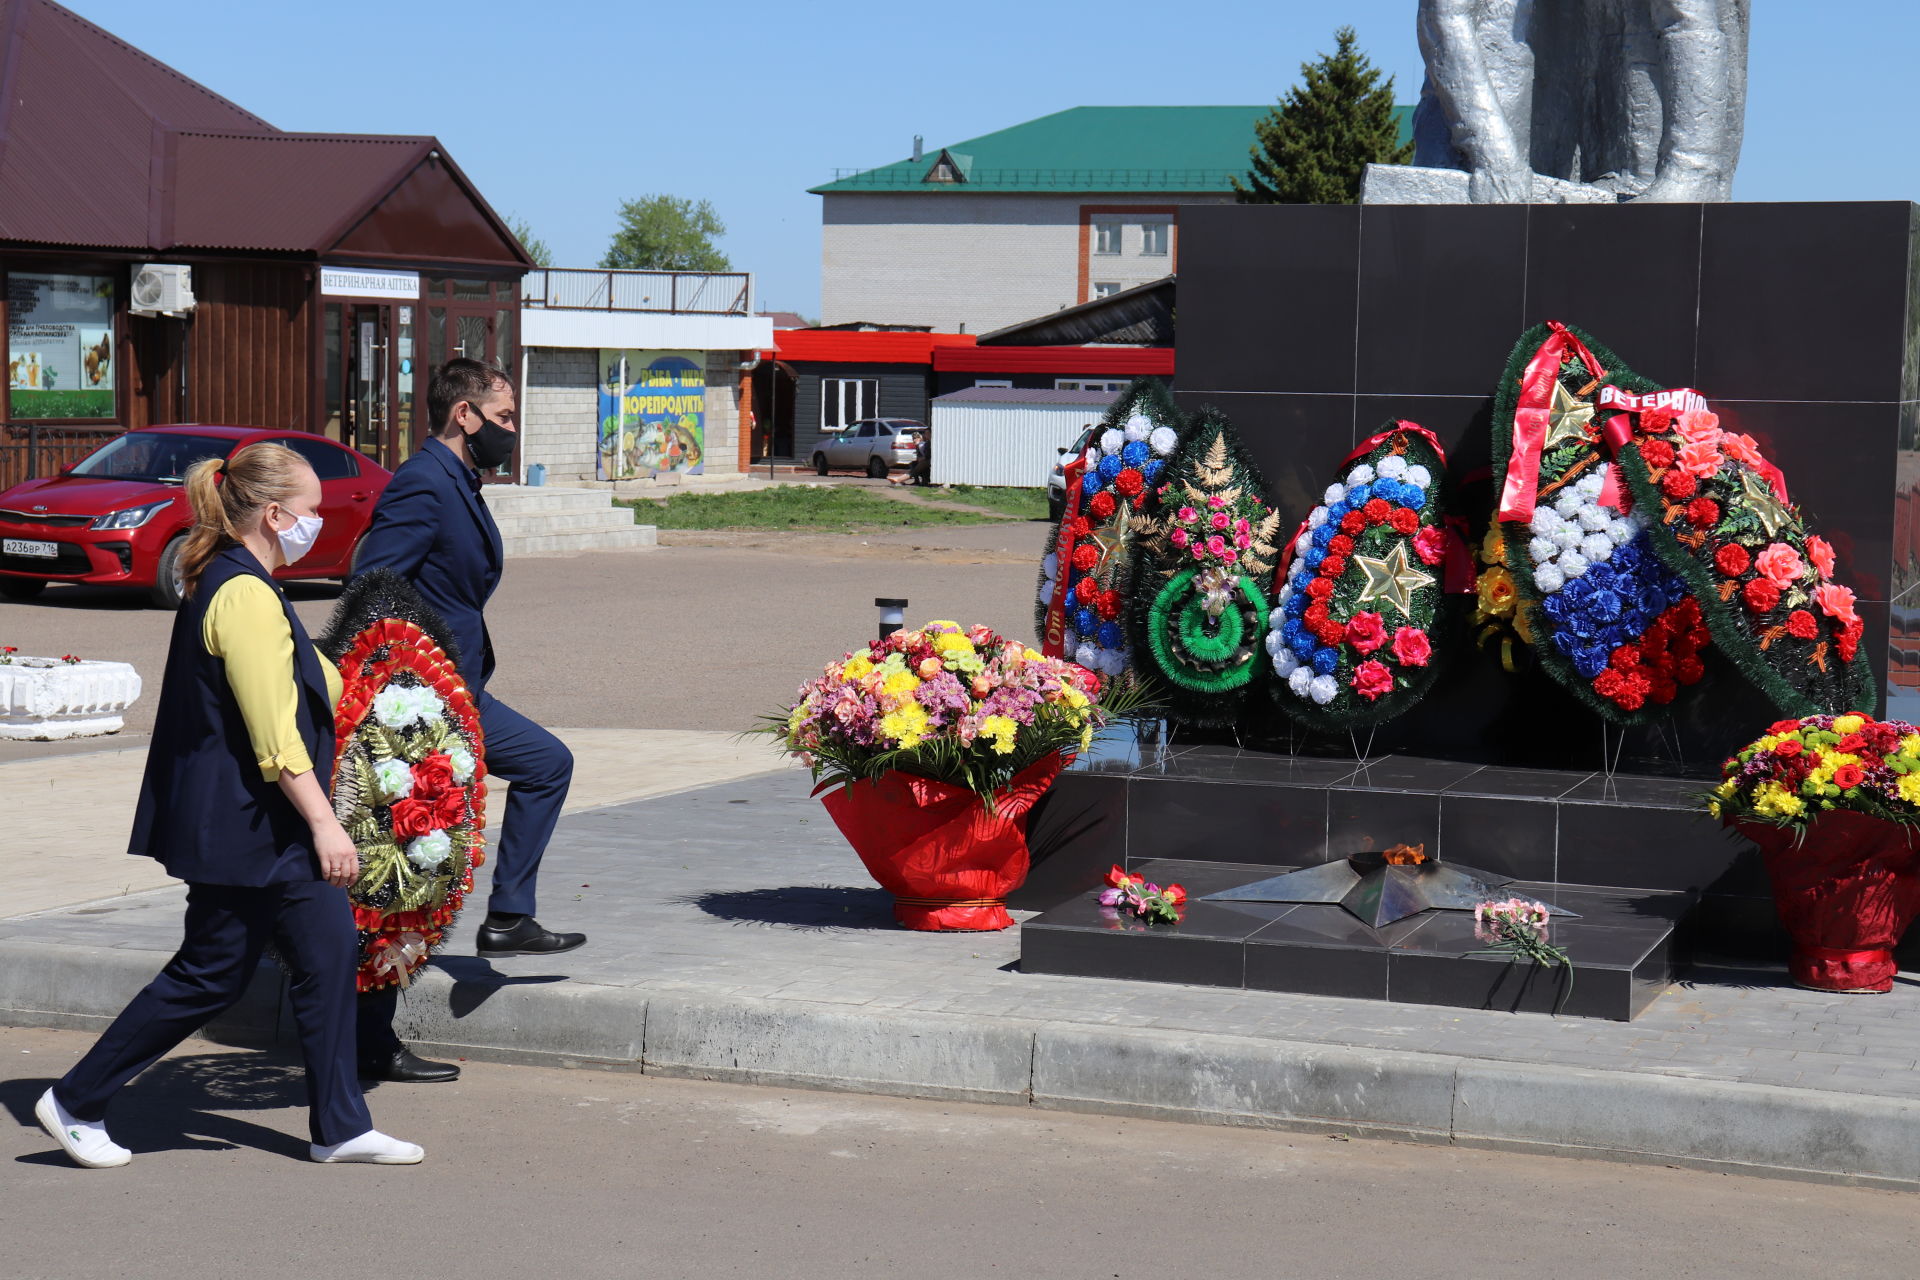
[875,597,908,641]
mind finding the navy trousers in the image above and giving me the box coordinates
[56,880,372,1147]
[477,690,573,918]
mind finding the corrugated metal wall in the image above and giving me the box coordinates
[790,363,930,462]
[929,401,1100,487]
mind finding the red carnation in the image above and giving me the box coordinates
[1320,555,1347,579]
[1114,468,1145,497]
[1071,543,1100,572]
[1743,577,1781,613]
[1839,619,1863,663]
[1614,671,1652,711]
[1390,626,1432,667]
[1304,601,1331,628]
[1661,469,1697,500]
[1412,526,1448,567]
[1088,491,1117,520]
[1095,590,1122,621]
[1066,516,1091,539]
[1785,609,1819,640]
[1641,407,1677,434]
[1639,438,1675,468]
[1363,498,1392,525]
[1611,644,1642,670]
[1351,659,1395,701]
[1593,669,1627,701]
[412,753,456,801]
[1686,497,1720,528]
[1306,576,1335,599]
[1647,674,1679,705]
[1834,764,1866,790]
[1677,656,1706,684]
[1345,611,1388,654]
[1389,508,1420,535]
[1314,617,1347,646]
[1340,510,1367,536]
[390,797,437,842]
[1075,577,1099,603]
[1328,534,1355,558]
[1714,543,1751,577]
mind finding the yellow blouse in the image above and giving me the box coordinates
[201,575,342,782]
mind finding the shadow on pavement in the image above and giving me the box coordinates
[681,885,896,931]
[432,956,570,1018]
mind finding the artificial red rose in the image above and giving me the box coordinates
[1340,510,1368,536]
[1775,739,1804,758]
[433,789,468,830]
[1071,543,1100,572]
[1769,718,1804,734]
[1345,611,1388,654]
[1743,577,1781,613]
[1088,491,1117,520]
[1785,609,1819,640]
[1834,764,1866,790]
[1806,535,1837,581]
[1836,733,1868,755]
[1661,469,1697,500]
[1413,526,1448,567]
[1641,407,1677,434]
[1351,659,1395,700]
[1113,468,1145,497]
[1686,498,1720,528]
[1389,507,1420,535]
[1328,534,1355,558]
[412,753,456,801]
[1075,577,1099,603]
[1611,645,1642,670]
[1390,626,1432,667]
[1306,577,1335,599]
[1320,555,1348,579]
[1714,543,1751,577]
[1363,498,1392,525]
[390,797,436,842]
[1815,582,1859,628]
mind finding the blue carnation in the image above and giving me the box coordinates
[1587,589,1624,624]
[1312,524,1334,550]
[1097,455,1123,480]
[1373,480,1408,508]
[1285,592,1308,620]
[1283,620,1309,649]
[1141,459,1165,484]
[1542,593,1571,624]
[1303,547,1326,571]
[1348,483,1373,505]
[1074,607,1098,635]
[1584,562,1616,590]
[1572,644,1611,679]
[1621,607,1649,633]
[1081,471,1104,495]
[1097,621,1125,648]
[1121,440,1150,467]
[1311,646,1340,676]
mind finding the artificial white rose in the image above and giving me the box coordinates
[1083,448,1100,469]
[1403,465,1431,488]
[1288,666,1314,696]
[1529,536,1559,565]
[1580,533,1615,562]
[1323,483,1347,506]
[1308,674,1340,705]
[1272,646,1301,677]
[1148,426,1179,456]
[373,684,443,729]
[1124,414,1152,442]
[372,758,414,801]
[1346,464,1375,486]
[447,744,477,784]
[1377,454,1408,479]
[406,830,452,871]
[1559,550,1590,578]
[1533,563,1566,593]
[1306,506,1329,529]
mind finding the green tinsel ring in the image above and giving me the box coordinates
[1148,569,1269,692]
[1176,584,1245,664]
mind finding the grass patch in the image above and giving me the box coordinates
[926,485,1050,520]
[621,485,1022,531]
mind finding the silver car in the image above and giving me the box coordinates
[813,418,925,477]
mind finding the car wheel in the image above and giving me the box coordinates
[812,452,830,476]
[866,456,888,478]
[149,535,188,610]
[0,577,46,601]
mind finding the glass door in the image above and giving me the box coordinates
[343,304,391,469]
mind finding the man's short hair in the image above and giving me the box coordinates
[430,358,513,436]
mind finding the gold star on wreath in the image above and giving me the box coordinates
[1738,467,1794,539]
[1354,542,1436,618]
[1085,513,1132,588]
[1544,379,1596,450]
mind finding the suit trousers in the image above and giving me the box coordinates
[56,880,372,1147]
[477,690,573,917]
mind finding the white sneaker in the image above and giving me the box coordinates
[35,1088,131,1169]
[308,1129,425,1164]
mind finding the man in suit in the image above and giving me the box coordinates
[351,358,584,1084]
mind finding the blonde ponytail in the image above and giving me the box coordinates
[178,442,312,598]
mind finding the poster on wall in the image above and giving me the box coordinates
[8,273,115,419]
[597,350,705,479]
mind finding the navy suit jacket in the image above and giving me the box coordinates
[353,437,503,688]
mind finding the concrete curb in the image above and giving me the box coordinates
[4,937,1917,1191]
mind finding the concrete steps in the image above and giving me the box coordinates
[482,484,657,558]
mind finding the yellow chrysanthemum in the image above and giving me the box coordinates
[1063,687,1090,710]
[842,655,875,680]
[1025,647,1045,662]
[1833,715,1866,735]
[1714,779,1737,799]
[881,671,921,698]
[931,632,975,657]
[980,714,1018,755]
[881,705,931,749]
[1899,774,1920,806]
[1806,750,1861,790]
[1752,783,1806,819]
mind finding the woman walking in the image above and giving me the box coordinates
[36,442,422,1167]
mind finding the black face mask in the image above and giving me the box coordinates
[465,407,516,471]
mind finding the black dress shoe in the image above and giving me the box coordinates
[360,1048,461,1084]
[475,916,587,957]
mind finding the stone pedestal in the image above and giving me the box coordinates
[0,658,142,740]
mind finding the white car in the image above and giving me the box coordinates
[813,419,925,477]
[1046,425,1100,522]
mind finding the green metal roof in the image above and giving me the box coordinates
[811,105,1413,195]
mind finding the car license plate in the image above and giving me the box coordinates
[3,538,56,558]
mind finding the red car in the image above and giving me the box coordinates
[0,425,390,609]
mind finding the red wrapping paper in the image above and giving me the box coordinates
[816,753,1067,931]
[1736,811,1920,992]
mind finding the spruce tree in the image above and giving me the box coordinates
[1232,26,1412,205]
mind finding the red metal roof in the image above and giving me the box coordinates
[169,133,430,252]
[764,329,976,365]
[933,345,1173,375]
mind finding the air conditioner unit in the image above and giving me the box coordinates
[130,263,195,317]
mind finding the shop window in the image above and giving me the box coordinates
[1056,378,1129,392]
[821,377,878,432]
[429,307,446,374]
[322,303,344,442]
[1092,282,1122,298]
[1141,220,1170,256]
[7,272,116,420]
[493,309,513,370]
[1093,221,1121,255]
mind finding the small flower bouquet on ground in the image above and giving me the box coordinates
[1473,897,1574,1009]
[763,621,1142,931]
[1100,864,1186,925]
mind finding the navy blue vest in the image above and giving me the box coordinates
[128,545,336,885]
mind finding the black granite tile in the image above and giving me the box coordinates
[1328,788,1440,854]
[1438,793,1557,882]
[1244,933,1390,1000]
[1387,947,1601,1017]
[1128,775,1328,867]
[1174,390,1354,528]
[1148,746,1359,789]
[1128,858,1293,899]
[1018,923,1246,988]
[1442,767,1593,799]
[1557,773,1704,810]
[1555,798,1736,893]
[1177,204,1361,396]
[1066,723,1188,776]
[1015,772,1126,912]
[1356,203,1529,396]
[1904,209,1920,405]
[1698,202,1915,403]
[1342,755,1488,794]
[1523,202,1705,387]
[1887,596,1920,727]
[1895,401,1920,603]
[1858,596,1891,721]
[1353,394,1495,478]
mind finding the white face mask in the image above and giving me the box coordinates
[275,511,324,565]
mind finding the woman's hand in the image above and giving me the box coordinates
[314,820,360,889]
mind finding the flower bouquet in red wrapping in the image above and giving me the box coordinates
[1714,714,1920,992]
[761,620,1140,930]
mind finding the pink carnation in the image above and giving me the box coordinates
[1754,542,1805,590]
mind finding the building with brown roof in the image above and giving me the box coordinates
[0,0,531,479]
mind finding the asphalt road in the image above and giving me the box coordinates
[0,520,1048,755]
[1,1027,1912,1280]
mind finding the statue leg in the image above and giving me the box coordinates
[1638,0,1749,201]
[1416,0,1534,202]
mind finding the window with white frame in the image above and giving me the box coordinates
[1056,378,1129,393]
[1093,221,1121,255]
[820,377,878,431]
[1140,219,1170,256]
[1092,281,1122,298]
[973,379,1012,388]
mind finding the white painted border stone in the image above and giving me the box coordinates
[0,658,142,740]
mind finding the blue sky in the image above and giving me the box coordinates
[69,0,1920,316]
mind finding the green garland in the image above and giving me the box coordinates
[1146,568,1270,691]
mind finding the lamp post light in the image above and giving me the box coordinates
[875,597,908,642]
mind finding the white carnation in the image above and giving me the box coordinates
[1294,531,1313,556]
[1346,464,1375,486]
[1148,426,1179,456]
[1288,666,1314,697]
[1083,448,1100,469]
[1306,506,1329,529]
[1074,642,1101,669]
[1323,483,1346,506]
[1038,579,1056,607]
[1264,629,1285,657]
[1271,645,1301,677]
[1099,428,1124,455]
[1553,492,1582,519]
[1377,454,1408,479]
[1041,552,1058,578]
[1552,526,1583,550]
[1273,587,1291,613]
[373,758,414,801]
[1309,674,1340,705]
[406,830,452,871]
[1530,509,1564,537]
[1580,533,1615,562]
[1528,536,1558,565]
[373,684,443,730]
[1099,649,1128,675]
[447,744,477,784]
[1403,465,1431,488]
[1123,414,1152,442]
[1607,517,1636,546]
[1576,472,1606,498]
[1533,563,1566,593]
[1559,550,1590,579]
[1578,505,1611,532]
